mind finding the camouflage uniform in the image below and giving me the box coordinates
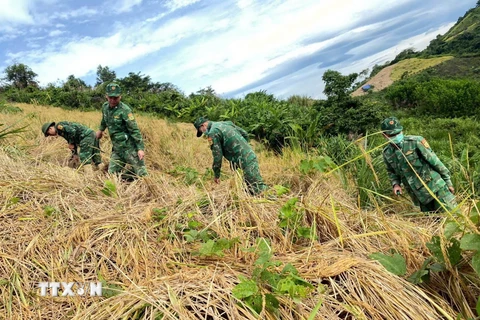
[43,121,101,166]
[99,101,147,177]
[381,117,456,212]
[203,120,268,195]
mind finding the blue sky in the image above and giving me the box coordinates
[0,0,476,99]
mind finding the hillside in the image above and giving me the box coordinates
[0,103,478,319]
[353,6,480,96]
[352,56,453,96]
[443,6,480,42]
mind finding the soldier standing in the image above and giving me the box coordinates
[42,121,102,173]
[194,117,268,195]
[95,83,147,179]
[381,116,457,212]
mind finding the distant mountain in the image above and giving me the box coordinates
[423,5,480,56]
[354,4,480,95]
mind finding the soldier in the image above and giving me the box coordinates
[381,116,457,212]
[194,117,268,195]
[42,121,102,173]
[95,83,147,179]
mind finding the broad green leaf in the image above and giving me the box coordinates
[101,282,122,298]
[276,278,295,294]
[369,252,407,276]
[101,180,117,197]
[429,263,446,273]
[246,294,263,314]
[297,226,315,239]
[299,159,313,175]
[187,220,202,229]
[407,269,430,284]
[281,263,298,276]
[232,280,258,299]
[264,293,279,313]
[427,236,445,263]
[312,156,336,172]
[198,240,224,257]
[447,238,462,266]
[260,270,280,288]
[470,208,479,225]
[273,185,289,196]
[289,273,314,288]
[472,252,480,276]
[460,234,480,251]
[444,222,460,239]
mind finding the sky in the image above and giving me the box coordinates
[0,0,476,99]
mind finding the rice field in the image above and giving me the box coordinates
[0,103,478,319]
[390,57,454,81]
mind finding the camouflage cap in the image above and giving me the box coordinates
[106,83,122,97]
[41,122,55,137]
[381,117,403,136]
[194,117,208,137]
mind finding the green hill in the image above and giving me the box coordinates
[443,6,480,41]
[424,6,480,56]
[357,5,480,95]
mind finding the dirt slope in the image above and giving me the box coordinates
[352,65,395,97]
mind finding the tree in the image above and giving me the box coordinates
[3,63,38,89]
[63,75,88,91]
[118,71,151,93]
[149,82,180,93]
[95,65,116,86]
[477,0,479,8]
[390,48,419,64]
[322,70,358,101]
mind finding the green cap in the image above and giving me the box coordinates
[194,117,208,137]
[381,117,403,136]
[42,122,55,136]
[106,83,122,97]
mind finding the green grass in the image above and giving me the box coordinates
[444,7,480,41]
[390,57,454,81]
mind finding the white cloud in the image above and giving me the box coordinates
[242,22,456,99]
[165,0,201,11]
[52,7,99,20]
[6,12,207,84]
[116,0,144,13]
[236,0,253,10]
[168,0,411,93]
[0,0,471,98]
[0,0,34,25]
[48,29,64,37]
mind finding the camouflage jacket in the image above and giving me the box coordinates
[383,135,453,204]
[55,121,94,145]
[99,102,145,151]
[205,121,252,178]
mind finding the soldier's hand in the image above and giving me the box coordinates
[393,184,402,196]
[138,150,145,160]
[214,178,220,184]
[448,186,455,194]
[95,130,104,139]
[68,143,75,150]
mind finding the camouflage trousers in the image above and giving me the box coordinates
[418,184,457,213]
[78,132,101,165]
[109,147,148,179]
[233,152,268,195]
